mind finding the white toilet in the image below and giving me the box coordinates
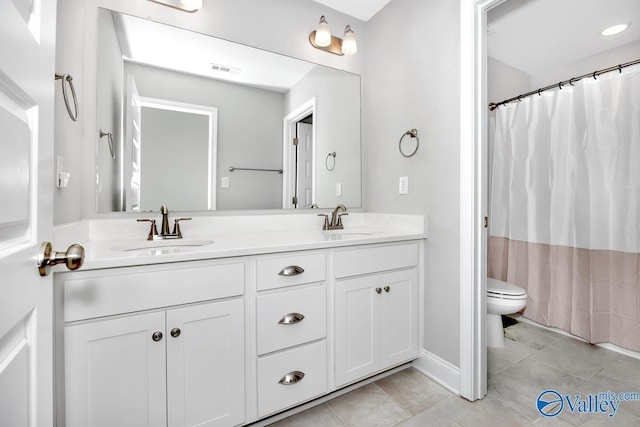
[487,278,528,347]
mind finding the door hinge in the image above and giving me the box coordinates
[293,138,299,146]
[292,196,298,205]
[483,216,489,228]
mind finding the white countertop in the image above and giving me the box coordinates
[54,213,427,271]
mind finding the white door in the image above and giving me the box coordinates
[125,75,142,211]
[0,1,57,426]
[296,122,314,208]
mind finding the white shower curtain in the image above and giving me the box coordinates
[489,64,640,352]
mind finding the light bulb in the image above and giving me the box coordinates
[315,16,332,47]
[341,25,357,55]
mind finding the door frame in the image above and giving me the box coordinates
[282,97,316,209]
[459,0,505,401]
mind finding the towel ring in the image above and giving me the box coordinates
[55,73,79,122]
[99,130,115,159]
[325,152,336,171]
[399,129,419,157]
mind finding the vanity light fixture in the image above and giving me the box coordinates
[148,0,203,13]
[309,16,357,56]
[601,23,630,36]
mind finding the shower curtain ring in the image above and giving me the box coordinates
[619,64,623,73]
[593,71,598,80]
[569,78,575,86]
[538,89,542,96]
[558,82,563,90]
[517,95,523,102]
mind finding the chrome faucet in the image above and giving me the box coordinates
[318,204,349,230]
[137,205,191,240]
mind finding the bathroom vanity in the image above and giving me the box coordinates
[54,213,426,426]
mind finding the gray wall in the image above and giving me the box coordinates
[285,66,361,208]
[363,0,461,367]
[140,107,210,211]
[124,62,284,211]
[96,9,124,212]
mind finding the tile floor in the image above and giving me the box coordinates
[270,319,640,426]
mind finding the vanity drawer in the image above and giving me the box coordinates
[257,285,326,355]
[257,340,327,417]
[334,242,419,278]
[256,252,326,291]
[64,262,245,322]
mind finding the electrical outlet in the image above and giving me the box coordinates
[399,176,409,195]
[221,176,230,188]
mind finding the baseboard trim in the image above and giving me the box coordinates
[412,349,460,395]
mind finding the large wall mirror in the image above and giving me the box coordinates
[96,8,362,213]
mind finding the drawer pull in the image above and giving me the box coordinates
[375,287,382,294]
[278,370,305,385]
[278,265,305,276]
[384,286,390,293]
[278,312,305,325]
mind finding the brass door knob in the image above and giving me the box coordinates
[37,242,84,277]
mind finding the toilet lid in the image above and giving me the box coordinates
[487,278,526,297]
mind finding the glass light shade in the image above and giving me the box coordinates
[315,16,332,47]
[180,0,203,10]
[341,25,357,55]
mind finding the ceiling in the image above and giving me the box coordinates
[312,0,392,21]
[488,0,640,76]
[114,11,316,92]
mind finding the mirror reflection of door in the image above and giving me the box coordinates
[296,114,313,208]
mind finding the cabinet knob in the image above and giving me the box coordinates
[152,331,163,342]
[375,287,382,294]
[278,370,305,385]
[278,265,305,276]
[278,312,305,325]
[170,327,181,338]
[384,286,390,293]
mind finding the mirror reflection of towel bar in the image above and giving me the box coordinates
[228,166,283,174]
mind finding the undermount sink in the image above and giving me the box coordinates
[111,239,214,255]
[324,230,380,240]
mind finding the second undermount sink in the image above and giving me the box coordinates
[111,239,214,255]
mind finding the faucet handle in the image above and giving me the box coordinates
[172,217,192,238]
[336,212,349,227]
[137,219,158,240]
[317,214,330,231]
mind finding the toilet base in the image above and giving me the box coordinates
[487,313,505,347]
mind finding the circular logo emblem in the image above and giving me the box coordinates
[537,390,563,417]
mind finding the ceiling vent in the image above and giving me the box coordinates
[210,63,241,74]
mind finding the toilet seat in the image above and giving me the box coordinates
[487,278,527,299]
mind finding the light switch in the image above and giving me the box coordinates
[221,176,230,188]
[336,182,342,196]
[399,176,409,195]
[57,155,70,188]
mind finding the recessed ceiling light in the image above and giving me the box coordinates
[601,23,630,36]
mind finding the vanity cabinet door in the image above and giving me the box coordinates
[334,275,382,386]
[64,311,167,427]
[166,298,245,427]
[334,269,418,387]
[380,269,419,368]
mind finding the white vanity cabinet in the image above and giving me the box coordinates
[60,261,246,427]
[333,243,419,387]
[254,252,328,417]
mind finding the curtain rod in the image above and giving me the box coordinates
[488,58,640,111]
